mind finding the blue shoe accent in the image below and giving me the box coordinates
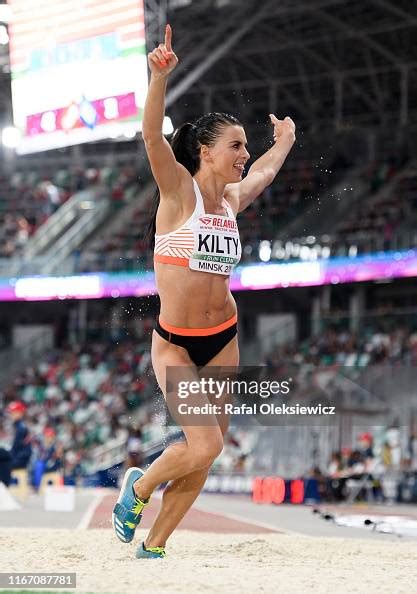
[136,542,166,559]
[112,467,149,543]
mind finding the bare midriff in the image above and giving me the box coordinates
[155,261,237,329]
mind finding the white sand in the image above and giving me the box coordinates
[1,528,417,594]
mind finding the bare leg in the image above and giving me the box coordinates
[133,433,221,501]
[145,466,210,548]
[143,404,231,548]
[141,334,237,548]
[133,332,235,501]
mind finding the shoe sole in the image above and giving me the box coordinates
[112,466,144,543]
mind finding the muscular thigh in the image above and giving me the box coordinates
[200,334,240,437]
[151,330,224,446]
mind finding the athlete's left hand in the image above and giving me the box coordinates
[269,114,296,145]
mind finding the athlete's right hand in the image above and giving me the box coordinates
[148,24,178,79]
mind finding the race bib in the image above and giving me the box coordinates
[189,214,241,275]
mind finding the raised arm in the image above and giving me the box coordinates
[232,115,296,213]
[142,25,185,198]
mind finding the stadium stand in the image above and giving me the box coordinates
[5,136,407,273]
[0,0,416,513]
[0,306,416,498]
[0,163,140,261]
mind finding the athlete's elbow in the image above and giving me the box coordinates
[260,168,276,187]
[247,168,274,189]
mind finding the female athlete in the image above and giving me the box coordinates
[112,24,295,558]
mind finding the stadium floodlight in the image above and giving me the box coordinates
[1,126,21,148]
[0,24,9,45]
[259,240,272,262]
[0,5,12,24]
[163,116,174,135]
[123,128,137,140]
[348,245,358,258]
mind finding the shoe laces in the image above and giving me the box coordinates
[131,496,146,518]
[145,545,166,557]
[125,496,149,528]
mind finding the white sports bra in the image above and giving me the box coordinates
[154,178,241,276]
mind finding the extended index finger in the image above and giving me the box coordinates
[165,24,172,52]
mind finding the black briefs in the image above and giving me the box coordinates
[154,317,237,367]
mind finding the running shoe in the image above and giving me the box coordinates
[136,542,166,559]
[112,467,149,543]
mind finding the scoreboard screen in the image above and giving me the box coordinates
[7,0,148,154]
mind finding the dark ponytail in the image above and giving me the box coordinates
[171,122,200,174]
[146,113,242,248]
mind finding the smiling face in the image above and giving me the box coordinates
[200,124,250,183]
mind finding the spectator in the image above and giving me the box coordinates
[406,432,417,472]
[0,401,32,487]
[357,432,374,470]
[326,451,346,501]
[32,427,63,490]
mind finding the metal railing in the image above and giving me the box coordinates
[41,196,111,275]
[0,186,111,277]
[88,426,181,474]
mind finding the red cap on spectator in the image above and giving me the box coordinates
[6,400,27,414]
[359,432,372,443]
[43,427,56,438]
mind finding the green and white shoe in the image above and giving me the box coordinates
[112,467,149,543]
[136,542,166,559]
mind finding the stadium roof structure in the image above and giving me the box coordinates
[0,0,416,133]
[145,0,417,131]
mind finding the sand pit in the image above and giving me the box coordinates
[1,528,417,593]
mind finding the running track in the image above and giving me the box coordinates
[89,492,279,533]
